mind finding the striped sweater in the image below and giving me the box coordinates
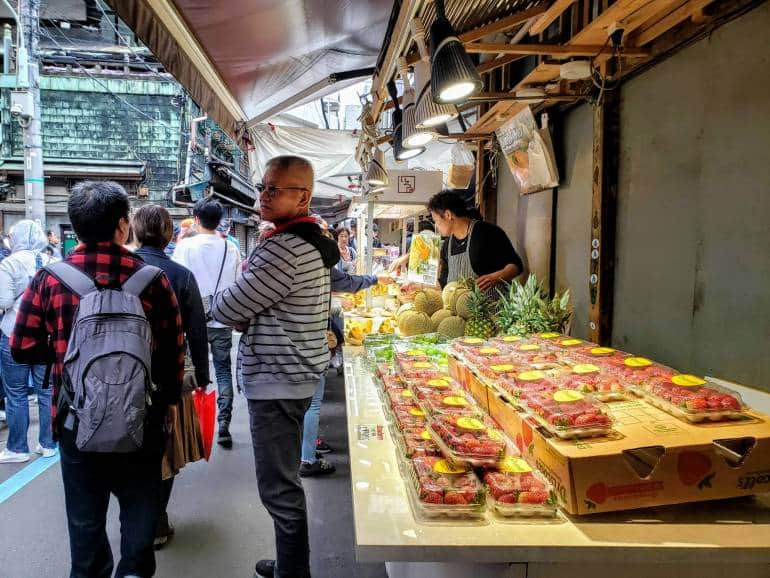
[211,229,337,400]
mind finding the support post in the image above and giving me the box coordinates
[588,90,619,345]
[20,0,45,227]
[475,142,497,224]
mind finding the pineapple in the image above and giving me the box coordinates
[495,275,572,335]
[464,284,496,339]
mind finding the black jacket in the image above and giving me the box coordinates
[135,246,210,387]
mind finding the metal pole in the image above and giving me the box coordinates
[2,24,11,74]
[365,199,374,310]
[20,0,45,227]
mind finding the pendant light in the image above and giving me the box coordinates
[388,80,425,162]
[399,57,435,149]
[365,146,389,188]
[429,0,482,104]
[411,17,457,128]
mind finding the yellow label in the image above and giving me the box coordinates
[479,347,501,355]
[443,396,468,407]
[561,339,583,347]
[420,430,432,441]
[491,364,515,373]
[487,429,504,442]
[406,349,425,357]
[462,337,483,344]
[572,363,601,375]
[502,335,522,342]
[409,408,425,417]
[590,347,615,356]
[539,332,560,339]
[553,389,584,403]
[400,390,414,398]
[499,456,533,474]
[412,361,432,368]
[672,374,706,387]
[433,459,469,474]
[518,370,546,382]
[456,417,485,430]
[624,357,653,368]
[519,344,540,351]
[427,378,451,388]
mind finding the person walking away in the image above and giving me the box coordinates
[428,191,523,295]
[212,155,339,578]
[0,220,57,463]
[133,204,211,549]
[334,227,357,275]
[46,229,62,259]
[217,219,242,254]
[11,181,185,578]
[173,198,240,448]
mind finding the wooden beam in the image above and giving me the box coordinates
[588,90,620,345]
[459,5,548,43]
[634,0,716,45]
[571,0,656,44]
[465,42,649,58]
[530,0,578,36]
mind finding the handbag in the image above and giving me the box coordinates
[202,240,228,321]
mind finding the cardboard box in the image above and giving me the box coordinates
[450,357,770,515]
[448,355,489,413]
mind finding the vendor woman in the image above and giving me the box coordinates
[427,191,523,292]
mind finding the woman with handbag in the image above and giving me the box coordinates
[132,204,211,549]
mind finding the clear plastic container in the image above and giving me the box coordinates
[550,363,630,402]
[406,375,458,396]
[419,390,480,417]
[483,458,559,519]
[644,375,748,423]
[606,357,678,395]
[450,337,490,357]
[398,359,446,380]
[545,336,589,353]
[405,456,487,520]
[394,427,443,459]
[393,405,428,430]
[427,413,507,466]
[387,388,419,409]
[456,344,506,365]
[522,390,613,439]
[474,361,526,382]
[494,370,560,404]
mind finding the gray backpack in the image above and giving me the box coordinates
[46,262,161,453]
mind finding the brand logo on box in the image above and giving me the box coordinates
[738,470,770,491]
[585,480,664,510]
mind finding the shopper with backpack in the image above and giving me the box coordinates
[0,220,57,463]
[11,181,185,578]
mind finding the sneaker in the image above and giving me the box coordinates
[330,353,342,369]
[0,410,5,422]
[217,425,233,449]
[0,449,30,463]
[254,560,276,578]
[315,438,333,454]
[34,444,57,458]
[299,458,336,477]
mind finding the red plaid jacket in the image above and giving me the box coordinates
[10,242,185,411]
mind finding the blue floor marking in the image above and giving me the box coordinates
[0,454,60,504]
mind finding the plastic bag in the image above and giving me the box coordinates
[448,143,475,189]
[192,389,216,461]
[407,230,441,285]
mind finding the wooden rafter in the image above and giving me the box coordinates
[464,43,649,57]
[458,5,548,43]
[530,0,578,36]
[634,0,717,45]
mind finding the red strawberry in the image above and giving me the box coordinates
[421,491,443,504]
[575,414,596,426]
[677,451,712,487]
[518,491,548,504]
[586,482,608,505]
[706,396,723,409]
[497,493,518,503]
[720,396,741,410]
[685,398,708,411]
[443,492,468,505]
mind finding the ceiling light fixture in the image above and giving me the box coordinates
[365,146,389,187]
[399,57,435,149]
[411,17,457,128]
[388,80,426,162]
[429,0,483,104]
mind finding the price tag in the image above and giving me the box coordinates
[413,361,433,368]
[502,335,522,342]
[406,349,426,357]
[590,347,615,356]
[519,344,541,351]
[487,429,505,442]
[561,339,583,347]
[433,459,469,474]
[671,374,706,387]
[553,390,584,403]
[572,364,601,375]
[538,332,561,339]
[409,408,425,417]
[443,396,468,407]
[400,390,414,398]
[479,347,501,355]
[420,430,432,440]
[518,370,546,382]
[462,337,483,345]
[499,456,533,473]
[456,417,485,430]
[491,364,515,373]
[427,378,451,388]
[624,357,653,368]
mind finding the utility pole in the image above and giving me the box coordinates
[19,0,45,227]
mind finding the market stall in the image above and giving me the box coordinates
[343,333,770,578]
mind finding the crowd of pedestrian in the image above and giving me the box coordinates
[0,153,374,578]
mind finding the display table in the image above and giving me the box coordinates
[342,348,770,578]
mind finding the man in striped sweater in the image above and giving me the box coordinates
[212,156,339,578]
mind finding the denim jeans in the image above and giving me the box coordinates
[59,426,163,578]
[208,327,233,426]
[0,334,53,453]
[248,397,312,578]
[301,375,326,464]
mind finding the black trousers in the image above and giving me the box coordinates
[59,427,164,578]
[248,397,313,578]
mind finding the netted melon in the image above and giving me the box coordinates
[437,315,466,338]
[413,288,443,316]
[398,311,432,337]
[430,309,453,332]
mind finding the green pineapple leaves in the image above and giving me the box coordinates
[495,274,572,336]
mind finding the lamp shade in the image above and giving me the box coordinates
[393,108,425,161]
[410,18,458,128]
[429,0,482,104]
[366,147,389,187]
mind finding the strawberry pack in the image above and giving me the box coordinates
[428,414,507,465]
[393,405,428,430]
[483,457,558,518]
[397,359,446,381]
[395,427,443,459]
[419,390,480,417]
[523,390,613,439]
[406,456,486,519]
[643,374,747,422]
[550,363,629,402]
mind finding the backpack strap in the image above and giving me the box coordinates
[44,262,98,298]
[122,265,162,297]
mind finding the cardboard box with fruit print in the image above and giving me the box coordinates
[487,389,770,515]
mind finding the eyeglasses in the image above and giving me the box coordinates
[256,183,310,199]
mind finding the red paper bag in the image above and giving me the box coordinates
[192,389,216,461]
